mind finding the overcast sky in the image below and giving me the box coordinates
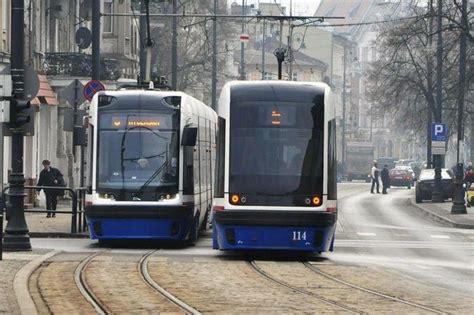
[241,0,321,16]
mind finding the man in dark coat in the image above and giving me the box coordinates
[37,160,63,218]
[381,164,390,194]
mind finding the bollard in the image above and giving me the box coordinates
[71,192,78,234]
[451,163,467,214]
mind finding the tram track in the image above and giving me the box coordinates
[303,262,447,314]
[248,261,362,314]
[139,250,201,315]
[74,252,109,315]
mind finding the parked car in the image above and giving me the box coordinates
[394,165,416,181]
[415,169,454,203]
[389,169,413,189]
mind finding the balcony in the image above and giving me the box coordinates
[42,52,121,81]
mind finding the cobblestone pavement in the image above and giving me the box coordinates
[0,250,50,315]
[147,256,359,313]
[84,253,184,314]
[314,264,473,314]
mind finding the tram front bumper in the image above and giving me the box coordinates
[85,204,194,240]
[213,210,336,251]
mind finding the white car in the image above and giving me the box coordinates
[394,165,416,181]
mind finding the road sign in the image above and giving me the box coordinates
[240,34,250,43]
[432,146,446,155]
[0,65,39,101]
[431,123,447,141]
[83,80,105,101]
[58,79,86,105]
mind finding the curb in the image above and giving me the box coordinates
[14,250,61,315]
[408,198,474,229]
[29,232,89,238]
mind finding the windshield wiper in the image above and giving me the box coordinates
[133,159,169,200]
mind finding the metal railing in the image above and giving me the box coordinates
[1,185,88,235]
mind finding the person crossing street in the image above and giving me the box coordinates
[370,161,380,194]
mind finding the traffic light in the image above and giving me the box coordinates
[9,98,31,127]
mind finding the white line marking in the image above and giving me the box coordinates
[430,235,450,239]
[357,232,376,237]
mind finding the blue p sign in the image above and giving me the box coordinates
[431,123,447,141]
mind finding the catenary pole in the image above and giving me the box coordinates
[451,0,467,214]
[211,0,218,109]
[171,0,178,90]
[432,0,444,203]
[240,0,245,80]
[92,0,100,80]
[139,1,147,84]
[3,0,31,251]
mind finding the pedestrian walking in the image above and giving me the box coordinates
[381,164,390,194]
[370,161,380,194]
[36,160,64,218]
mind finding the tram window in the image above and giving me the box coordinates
[215,117,225,198]
[229,100,324,204]
[328,119,337,200]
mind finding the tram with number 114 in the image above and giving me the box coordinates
[85,90,217,243]
[212,81,337,252]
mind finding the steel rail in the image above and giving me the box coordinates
[74,252,108,315]
[248,261,361,314]
[303,262,446,314]
[139,250,201,315]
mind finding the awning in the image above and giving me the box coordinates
[31,75,59,106]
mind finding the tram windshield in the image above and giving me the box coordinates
[230,100,324,206]
[97,110,179,195]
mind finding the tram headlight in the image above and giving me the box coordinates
[99,193,115,200]
[312,196,321,206]
[158,193,179,201]
[230,194,240,205]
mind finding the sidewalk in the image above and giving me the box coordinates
[3,200,88,238]
[409,197,474,229]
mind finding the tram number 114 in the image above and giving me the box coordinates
[292,231,307,241]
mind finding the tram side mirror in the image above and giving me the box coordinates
[181,127,197,146]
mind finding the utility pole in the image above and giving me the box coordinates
[342,46,347,169]
[92,0,100,80]
[171,0,178,90]
[451,0,468,214]
[211,0,218,109]
[3,0,31,251]
[139,1,147,85]
[240,0,245,80]
[426,0,434,169]
[288,25,294,80]
[432,0,444,203]
[261,19,266,80]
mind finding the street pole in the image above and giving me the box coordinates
[432,0,444,203]
[92,0,100,81]
[171,0,178,90]
[240,0,245,80]
[426,0,434,169]
[139,1,147,85]
[451,0,467,214]
[211,0,218,109]
[342,46,347,169]
[3,0,31,251]
[261,19,265,80]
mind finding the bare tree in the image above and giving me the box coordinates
[366,1,473,138]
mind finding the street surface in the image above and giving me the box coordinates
[22,183,473,313]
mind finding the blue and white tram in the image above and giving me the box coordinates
[85,90,217,243]
[212,81,337,252]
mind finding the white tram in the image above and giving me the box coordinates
[84,90,217,243]
[212,81,337,252]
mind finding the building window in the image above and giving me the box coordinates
[103,0,113,33]
[263,72,272,80]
